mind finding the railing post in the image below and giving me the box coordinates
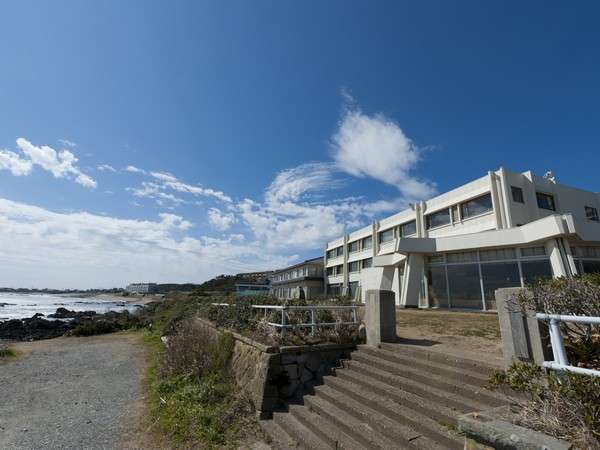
[549,318,569,366]
[281,307,287,337]
[310,308,316,336]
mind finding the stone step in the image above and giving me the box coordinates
[377,343,500,376]
[288,404,364,450]
[315,382,462,450]
[351,351,506,408]
[323,374,464,449]
[273,409,333,449]
[335,368,460,426]
[305,393,415,449]
[346,359,497,413]
[358,345,491,386]
[259,417,297,450]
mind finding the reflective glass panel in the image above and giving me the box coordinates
[481,262,520,310]
[447,264,483,309]
[521,260,553,284]
[427,266,448,308]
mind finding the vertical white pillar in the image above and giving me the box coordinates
[546,239,568,278]
[400,254,424,307]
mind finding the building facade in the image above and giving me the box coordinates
[270,257,325,300]
[126,283,158,295]
[325,168,600,310]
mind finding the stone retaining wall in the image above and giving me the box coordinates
[196,317,354,418]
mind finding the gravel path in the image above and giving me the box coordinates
[0,333,147,450]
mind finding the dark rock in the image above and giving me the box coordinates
[48,308,97,319]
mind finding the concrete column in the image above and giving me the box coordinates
[546,239,568,278]
[495,287,552,369]
[364,289,397,346]
[343,234,349,291]
[400,253,424,307]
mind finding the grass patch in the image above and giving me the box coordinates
[144,317,256,448]
[0,346,17,358]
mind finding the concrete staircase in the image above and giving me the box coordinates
[260,342,508,449]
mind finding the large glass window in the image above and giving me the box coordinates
[582,260,600,274]
[520,246,546,258]
[461,193,493,219]
[447,251,477,263]
[536,192,556,211]
[427,266,448,308]
[348,261,360,273]
[378,228,394,244]
[426,208,451,229]
[362,236,373,249]
[521,260,553,284]
[481,262,520,310]
[348,240,359,253]
[447,264,483,309]
[348,281,359,298]
[326,267,334,276]
[400,220,417,237]
[327,247,343,259]
[480,248,516,261]
[511,186,524,203]
[362,258,373,269]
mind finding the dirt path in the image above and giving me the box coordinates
[0,333,147,450]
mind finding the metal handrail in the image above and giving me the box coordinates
[536,313,600,377]
[210,302,359,336]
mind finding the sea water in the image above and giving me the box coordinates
[0,293,141,321]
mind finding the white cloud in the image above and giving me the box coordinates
[97,164,116,172]
[0,149,33,176]
[331,104,435,200]
[149,171,232,203]
[0,198,294,289]
[208,208,236,231]
[125,165,146,174]
[13,138,97,188]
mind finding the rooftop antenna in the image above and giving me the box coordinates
[543,170,556,184]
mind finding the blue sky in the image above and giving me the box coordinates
[1,1,599,288]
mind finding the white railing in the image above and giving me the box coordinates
[536,313,600,377]
[211,303,359,336]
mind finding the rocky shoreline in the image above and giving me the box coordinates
[0,307,144,341]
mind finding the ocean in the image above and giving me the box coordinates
[0,293,143,321]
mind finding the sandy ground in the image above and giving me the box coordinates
[0,333,148,450]
[394,308,504,367]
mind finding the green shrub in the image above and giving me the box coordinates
[0,346,16,358]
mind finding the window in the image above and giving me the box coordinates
[481,262,520,310]
[479,248,516,261]
[447,251,477,263]
[348,282,359,298]
[511,186,524,203]
[400,220,417,237]
[461,193,493,219]
[378,228,394,244]
[452,205,460,223]
[427,254,444,264]
[361,236,373,250]
[336,264,344,275]
[348,261,360,273]
[327,246,343,259]
[447,264,483,309]
[348,240,360,253]
[582,260,600,274]
[427,266,448,308]
[426,208,451,229]
[520,246,546,258]
[585,206,599,222]
[536,192,556,211]
[521,260,553,284]
[337,247,344,257]
[362,258,373,269]
[326,267,334,276]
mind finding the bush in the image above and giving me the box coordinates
[0,345,16,358]
[490,362,600,448]
[150,318,252,446]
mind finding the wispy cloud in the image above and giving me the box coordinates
[59,139,77,148]
[125,165,146,174]
[0,149,33,176]
[97,164,116,172]
[208,207,236,231]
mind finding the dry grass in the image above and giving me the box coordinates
[396,308,501,340]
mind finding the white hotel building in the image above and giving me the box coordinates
[324,168,600,310]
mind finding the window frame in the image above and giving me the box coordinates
[426,208,451,230]
[378,227,395,244]
[400,220,417,237]
[511,186,524,204]
[536,192,556,211]
[585,206,599,222]
[460,193,493,219]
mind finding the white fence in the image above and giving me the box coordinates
[211,303,359,336]
[536,313,600,377]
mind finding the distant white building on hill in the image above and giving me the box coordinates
[126,283,158,295]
